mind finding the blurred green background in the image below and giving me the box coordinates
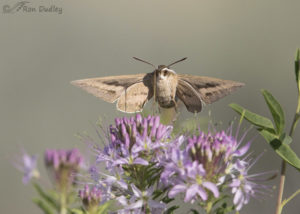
[1,0,300,213]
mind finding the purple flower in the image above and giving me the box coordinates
[168,161,219,202]
[14,150,39,184]
[229,158,274,211]
[45,148,83,169]
[109,114,172,153]
[160,142,190,185]
[117,184,165,214]
[186,127,252,180]
[79,184,102,211]
[161,123,271,211]
[44,148,84,190]
[79,115,272,213]
[113,145,149,166]
[91,114,173,177]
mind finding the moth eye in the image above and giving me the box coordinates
[163,70,168,76]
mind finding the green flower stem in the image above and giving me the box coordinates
[205,201,213,214]
[281,189,300,208]
[60,192,67,214]
[275,90,300,214]
[59,182,68,214]
[87,206,98,214]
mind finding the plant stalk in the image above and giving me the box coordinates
[275,92,300,214]
[205,201,213,214]
[60,192,67,214]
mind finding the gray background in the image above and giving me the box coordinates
[1,0,300,213]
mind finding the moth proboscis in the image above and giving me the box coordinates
[71,57,244,113]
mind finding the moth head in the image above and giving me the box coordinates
[156,66,176,80]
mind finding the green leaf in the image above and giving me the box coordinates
[215,203,235,214]
[164,205,179,214]
[261,90,285,135]
[33,183,59,211]
[97,201,113,214]
[153,189,167,199]
[229,103,275,130]
[162,195,175,204]
[33,198,54,214]
[212,195,230,207]
[70,208,85,214]
[259,129,300,170]
[280,133,292,145]
[188,209,199,214]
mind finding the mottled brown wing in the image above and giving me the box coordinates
[71,74,147,103]
[176,79,203,113]
[178,74,244,104]
[117,82,153,113]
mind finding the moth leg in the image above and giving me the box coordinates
[152,72,157,115]
[174,101,178,113]
[158,105,161,114]
[125,88,127,113]
[173,99,180,123]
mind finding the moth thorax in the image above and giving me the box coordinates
[155,66,178,108]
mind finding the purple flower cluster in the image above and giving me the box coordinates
[79,184,102,211]
[82,115,272,213]
[96,115,172,170]
[87,115,174,213]
[14,150,39,184]
[161,126,273,211]
[13,112,275,214]
[45,148,83,169]
[110,114,172,150]
[45,148,83,191]
[161,127,250,202]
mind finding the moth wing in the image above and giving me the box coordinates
[176,79,203,113]
[71,74,146,103]
[178,74,244,104]
[117,82,153,113]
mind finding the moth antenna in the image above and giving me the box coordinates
[133,57,156,69]
[167,57,187,67]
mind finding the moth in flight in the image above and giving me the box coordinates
[71,57,244,113]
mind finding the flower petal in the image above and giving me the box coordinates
[117,196,128,206]
[131,184,142,197]
[125,199,143,210]
[168,184,187,198]
[184,184,199,202]
[196,186,208,201]
[148,200,166,209]
[233,189,243,205]
[234,141,252,157]
[203,181,219,198]
[133,158,149,166]
[113,158,128,165]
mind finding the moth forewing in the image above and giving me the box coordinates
[71,78,122,103]
[71,74,146,103]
